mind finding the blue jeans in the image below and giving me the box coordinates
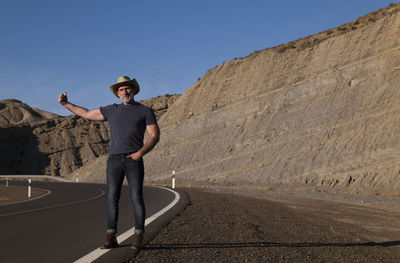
[106,154,145,234]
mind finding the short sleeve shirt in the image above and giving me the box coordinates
[100,102,157,155]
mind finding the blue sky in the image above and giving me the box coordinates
[0,0,397,116]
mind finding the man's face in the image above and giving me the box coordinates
[117,86,133,103]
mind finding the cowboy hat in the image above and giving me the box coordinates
[109,76,140,98]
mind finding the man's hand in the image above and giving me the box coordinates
[126,124,160,161]
[57,92,104,121]
[58,92,68,105]
[126,152,143,161]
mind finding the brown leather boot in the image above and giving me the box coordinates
[131,233,144,250]
[100,232,118,249]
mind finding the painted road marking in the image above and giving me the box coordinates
[74,186,180,263]
[0,186,51,207]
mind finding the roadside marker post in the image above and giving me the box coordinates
[76,172,79,183]
[6,177,8,187]
[172,170,176,189]
[28,179,32,198]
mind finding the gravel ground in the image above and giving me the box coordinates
[0,184,45,204]
[128,187,400,263]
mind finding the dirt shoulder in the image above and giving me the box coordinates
[130,187,400,263]
[0,184,47,205]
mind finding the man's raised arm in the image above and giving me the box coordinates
[58,92,104,121]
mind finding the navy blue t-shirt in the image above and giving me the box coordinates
[100,102,157,155]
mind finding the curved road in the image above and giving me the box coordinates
[0,181,188,263]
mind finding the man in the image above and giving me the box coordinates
[58,76,160,250]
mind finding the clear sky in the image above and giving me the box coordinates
[0,0,397,116]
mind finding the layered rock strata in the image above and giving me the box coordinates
[142,4,400,194]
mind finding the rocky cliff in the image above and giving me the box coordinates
[0,95,179,176]
[139,3,400,195]
[0,99,59,126]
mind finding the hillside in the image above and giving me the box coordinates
[139,3,400,195]
[0,99,59,127]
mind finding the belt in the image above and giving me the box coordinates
[110,152,135,157]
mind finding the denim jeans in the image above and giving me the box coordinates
[106,154,145,234]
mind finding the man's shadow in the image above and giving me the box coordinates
[141,240,400,250]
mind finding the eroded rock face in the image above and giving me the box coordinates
[0,99,59,127]
[140,94,180,119]
[0,116,110,176]
[0,95,179,177]
[140,4,400,194]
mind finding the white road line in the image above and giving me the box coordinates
[74,186,180,263]
[0,186,51,207]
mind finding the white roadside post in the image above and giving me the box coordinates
[76,172,79,183]
[6,177,8,187]
[172,170,176,189]
[28,179,32,198]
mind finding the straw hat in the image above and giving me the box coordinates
[109,76,140,98]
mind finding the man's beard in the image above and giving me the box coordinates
[121,94,134,104]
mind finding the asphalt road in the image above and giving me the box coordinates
[0,181,188,263]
